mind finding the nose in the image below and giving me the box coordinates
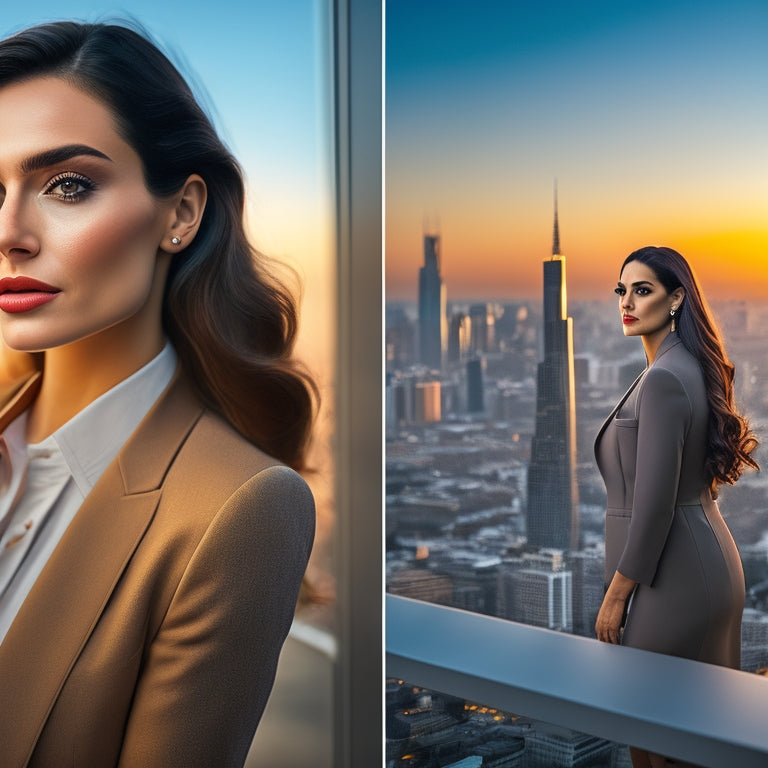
[620,292,633,311]
[0,191,40,263]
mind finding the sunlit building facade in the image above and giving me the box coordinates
[526,192,579,551]
[497,562,573,632]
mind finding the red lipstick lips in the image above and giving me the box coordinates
[622,314,638,325]
[0,276,61,314]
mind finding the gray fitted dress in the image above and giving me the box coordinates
[594,332,744,667]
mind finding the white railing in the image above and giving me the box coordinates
[386,594,768,768]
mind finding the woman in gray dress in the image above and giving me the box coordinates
[594,246,758,768]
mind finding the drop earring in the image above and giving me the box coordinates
[670,307,677,333]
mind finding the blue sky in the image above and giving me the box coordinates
[1,0,333,260]
[386,0,768,300]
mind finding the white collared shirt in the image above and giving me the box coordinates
[0,343,177,644]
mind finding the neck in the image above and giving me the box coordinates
[642,326,673,366]
[0,346,39,388]
[26,323,165,444]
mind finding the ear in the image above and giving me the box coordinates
[164,174,208,252]
[670,286,685,310]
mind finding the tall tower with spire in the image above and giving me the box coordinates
[418,232,447,370]
[552,180,561,257]
[526,184,579,551]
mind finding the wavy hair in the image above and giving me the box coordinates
[0,21,316,469]
[622,246,758,493]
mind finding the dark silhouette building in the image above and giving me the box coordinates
[469,302,492,354]
[526,187,579,550]
[447,311,469,364]
[418,234,446,370]
[466,357,485,413]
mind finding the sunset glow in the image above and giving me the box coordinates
[386,0,768,302]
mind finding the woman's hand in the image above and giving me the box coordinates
[595,595,628,644]
[595,570,637,644]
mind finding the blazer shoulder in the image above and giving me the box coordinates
[652,340,706,402]
[636,364,693,425]
[655,337,700,375]
[186,408,285,477]
[165,407,313,520]
[220,463,315,541]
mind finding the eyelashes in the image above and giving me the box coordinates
[614,286,651,297]
[43,172,97,203]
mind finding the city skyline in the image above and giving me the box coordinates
[385,163,768,660]
[385,230,768,664]
[386,0,768,302]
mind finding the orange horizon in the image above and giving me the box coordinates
[386,229,768,302]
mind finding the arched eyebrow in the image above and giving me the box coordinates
[617,280,654,289]
[20,144,112,174]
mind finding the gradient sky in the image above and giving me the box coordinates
[386,0,768,302]
[1,0,334,371]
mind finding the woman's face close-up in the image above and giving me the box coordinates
[616,260,677,338]
[0,76,174,354]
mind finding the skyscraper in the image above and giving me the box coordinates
[468,302,492,354]
[418,234,446,370]
[466,357,485,413]
[497,552,573,632]
[447,311,470,364]
[526,187,579,550]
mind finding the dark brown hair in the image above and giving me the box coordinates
[0,21,316,469]
[622,246,758,493]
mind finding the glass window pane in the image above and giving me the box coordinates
[1,4,337,766]
[385,0,768,675]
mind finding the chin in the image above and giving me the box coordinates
[0,322,65,354]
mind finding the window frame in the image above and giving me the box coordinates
[333,0,383,765]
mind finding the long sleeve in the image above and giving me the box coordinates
[117,464,315,768]
[617,366,692,586]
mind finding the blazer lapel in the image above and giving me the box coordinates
[594,367,646,450]
[0,372,42,433]
[0,370,205,767]
[593,332,684,454]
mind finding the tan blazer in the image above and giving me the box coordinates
[0,369,315,768]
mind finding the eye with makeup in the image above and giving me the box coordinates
[43,172,97,203]
[615,285,651,297]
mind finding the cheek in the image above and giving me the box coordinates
[649,296,669,316]
[52,202,164,295]
[635,295,663,315]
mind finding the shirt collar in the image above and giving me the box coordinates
[44,343,178,497]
